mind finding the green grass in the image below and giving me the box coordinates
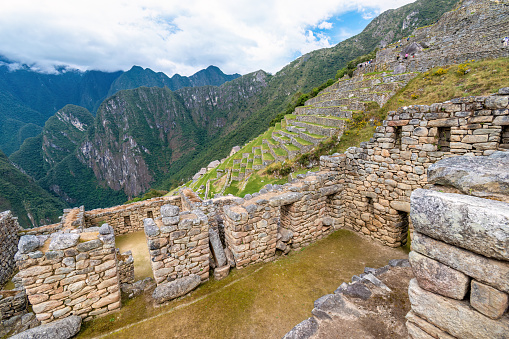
[273,148,288,156]
[285,144,300,151]
[262,153,275,161]
[253,158,262,165]
[254,149,262,156]
[281,130,298,136]
[293,137,314,146]
[240,173,289,197]
[223,180,240,195]
[300,130,326,139]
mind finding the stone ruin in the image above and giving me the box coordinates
[0,87,507,336]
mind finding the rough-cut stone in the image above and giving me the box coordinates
[99,223,113,235]
[209,228,227,267]
[160,204,180,218]
[279,228,294,242]
[470,280,509,319]
[411,232,509,293]
[10,315,81,339]
[48,234,80,251]
[411,189,509,260]
[213,264,230,281]
[17,235,41,254]
[152,274,201,304]
[427,152,509,201]
[77,239,102,252]
[408,279,509,339]
[342,282,372,300]
[282,317,318,339]
[406,311,455,339]
[409,251,469,299]
[143,218,159,237]
[269,192,303,207]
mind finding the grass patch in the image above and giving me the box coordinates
[381,58,509,116]
[285,144,300,151]
[273,148,288,156]
[293,137,314,146]
[262,153,275,161]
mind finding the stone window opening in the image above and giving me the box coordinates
[124,216,131,227]
[366,197,374,214]
[147,210,153,219]
[394,126,402,148]
[500,125,509,149]
[397,210,410,247]
[437,127,451,152]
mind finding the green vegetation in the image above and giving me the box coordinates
[0,150,67,228]
[124,189,168,204]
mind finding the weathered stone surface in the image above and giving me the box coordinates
[48,234,80,251]
[411,189,509,260]
[409,251,469,299]
[17,236,40,254]
[427,152,509,201]
[32,300,63,314]
[99,223,113,235]
[160,204,179,218]
[213,264,230,281]
[342,282,372,300]
[470,280,509,319]
[10,315,81,339]
[411,232,509,293]
[282,317,318,339]
[152,274,201,304]
[408,279,509,339]
[279,228,294,242]
[77,239,102,252]
[209,228,226,267]
[406,311,455,339]
[269,192,303,207]
[390,201,410,213]
[143,218,159,237]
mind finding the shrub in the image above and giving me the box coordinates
[457,63,470,76]
[433,68,448,76]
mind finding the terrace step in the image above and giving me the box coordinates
[287,120,338,137]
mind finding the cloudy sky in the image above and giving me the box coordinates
[0,0,414,76]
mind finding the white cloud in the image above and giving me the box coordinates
[0,0,415,76]
[318,21,334,30]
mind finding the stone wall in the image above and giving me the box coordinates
[84,196,181,235]
[406,152,509,338]
[144,205,210,284]
[320,88,509,247]
[222,169,342,268]
[117,250,134,284]
[0,211,21,288]
[15,223,121,323]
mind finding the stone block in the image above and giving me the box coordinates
[49,234,80,251]
[409,251,469,299]
[10,315,81,339]
[406,311,455,339]
[161,204,180,217]
[18,235,40,254]
[411,233,509,293]
[152,274,201,304]
[269,192,304,207]
[408,279,509,339]
[470,280,509,319]
[411,189,509,260]
[427,118,458,127]
[427,152,509,201]
[389,200,410,213]
[143,218,159,237]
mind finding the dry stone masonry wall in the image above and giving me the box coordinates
[144,205,210,284]
[84,196,181,235]
[406,152,509,338]
[0,211,21,288]
[14,223,121,323]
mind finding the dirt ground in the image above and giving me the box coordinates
[78,229,409,339]
[115,231,154,280]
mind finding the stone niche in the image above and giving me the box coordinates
[144,205,210,284]
[406,152,509,339]
[15,223,121,323]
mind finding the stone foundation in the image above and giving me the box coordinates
[0,211,21,288]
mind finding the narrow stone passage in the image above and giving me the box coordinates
[78,230,408,339]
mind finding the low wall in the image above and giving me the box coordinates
[144,206,210,284]
[0,211,21,288]
[117,250,134,284]
[84,196,181,235]
[406,153,509,338]
[15,224,121,323]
